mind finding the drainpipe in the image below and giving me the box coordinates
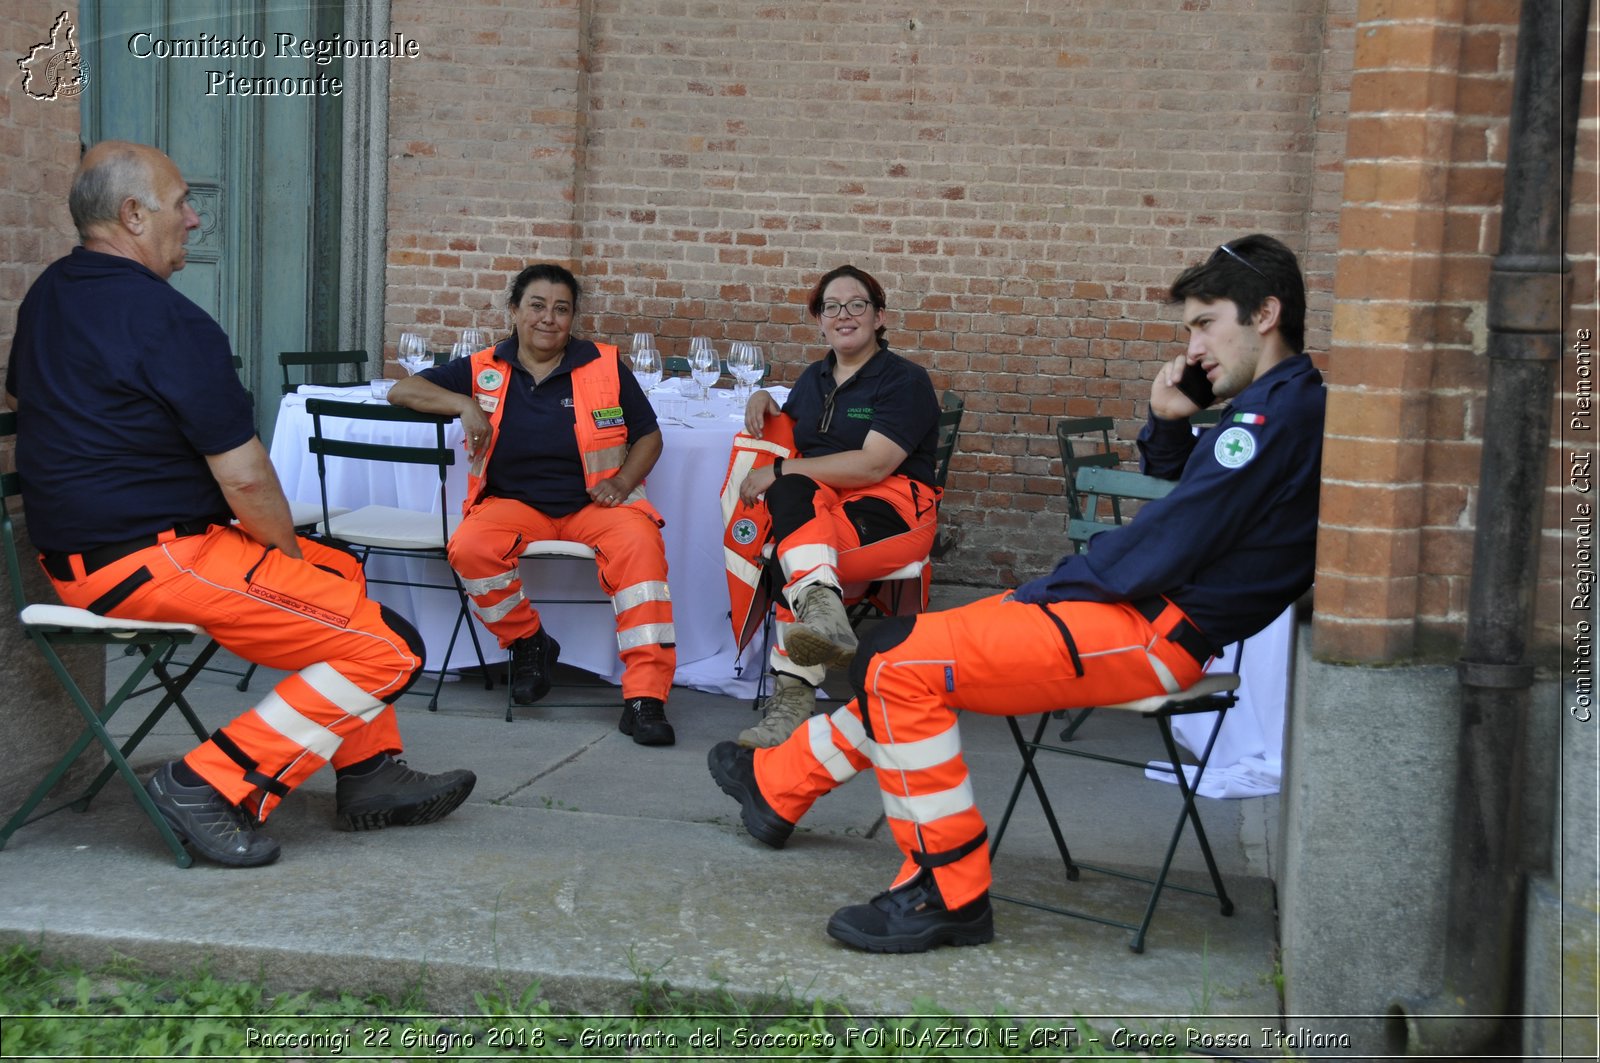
[1386,0,1590,1055]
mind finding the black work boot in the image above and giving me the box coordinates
[508,628,560,705]
[619,696,676,746]
[145,761,281,868]
[826,869,995,953]
[334,755,476,831]
[706,741,793,849]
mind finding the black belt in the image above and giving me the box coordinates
[40,516,228,581]
[1131,595,1216,666]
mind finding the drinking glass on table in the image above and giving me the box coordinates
[451,339,476,361]
[729,342,765,404]
[689,342,721,418]
[632,332,656,361]
[631,347,663,392]
[460,327,492,353]
[397,331,432,376]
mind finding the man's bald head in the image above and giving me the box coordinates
[69,141,168,241]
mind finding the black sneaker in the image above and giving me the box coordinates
[334,756,476,832]
[706,741,793,849]
[619,697,676,746]
[145,761,281,868]
[826,870,995,953]
[509,628,560,705]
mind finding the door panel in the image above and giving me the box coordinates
[78,1,340,438]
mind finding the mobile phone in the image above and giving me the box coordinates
[1176,362,1216,409]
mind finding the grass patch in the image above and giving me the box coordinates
[0,943,1247,1059]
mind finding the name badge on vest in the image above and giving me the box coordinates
[476,395,499,413]
[591,406,626,429]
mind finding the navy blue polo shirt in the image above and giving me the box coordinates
[781,344,939,484]
[418,338,659,517]
[5,248,254,553]
[1012,353,1326,649]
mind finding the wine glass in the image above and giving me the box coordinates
[451,338,476,361]
[631,332,656,360]
[460,327,492,353]
[631,347,663,392]
[688,341,721,418]
[729,342,765,403]
[397,331,432,376]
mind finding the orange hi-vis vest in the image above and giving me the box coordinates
[720,414,797,651]
[463,344,662,524]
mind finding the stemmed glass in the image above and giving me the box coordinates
[688,340,721,418]
[631,347,663,392]
[397,331,432,376]
[460,327,492,354]
[729,342,765,404]
[632,332,656,362]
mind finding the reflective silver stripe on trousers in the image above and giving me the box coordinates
[460,568,519,597]
[612,579,671,615]
[617,621,675,650]
[473,588,526,624]
[880,780,977,825]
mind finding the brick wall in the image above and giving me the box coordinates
[381,0,1584,661]
[0,2,82,374]
[387,0,1342,578]
[1313,0,1594,662]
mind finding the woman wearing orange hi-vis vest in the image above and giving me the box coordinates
[388,263,677,746]
[728,265,942,750]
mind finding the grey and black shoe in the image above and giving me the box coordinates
[826,869,995,954]
[145,761,281,868]
[335,755,476,832]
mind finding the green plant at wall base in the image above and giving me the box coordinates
[2,944,1238,1058]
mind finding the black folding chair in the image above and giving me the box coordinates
[279,349,369,395]
[0,411,213,867]
[988,464,1240,953]
[303,398,492,709]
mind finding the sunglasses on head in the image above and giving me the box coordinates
[1211,242,1267,279]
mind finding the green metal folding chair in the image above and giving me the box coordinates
[988,463,1240,953]
[0,411,214,867]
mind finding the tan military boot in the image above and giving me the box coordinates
[737,674,817,748]
[784,584,859,669]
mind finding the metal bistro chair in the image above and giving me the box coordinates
[0,411,215,867]
[499,540,616,722]
[279,349,369,395]
[988,463,1241,953]
[303,398,492,710]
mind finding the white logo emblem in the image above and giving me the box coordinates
[731,518,759,545]
[475,368,504,392]
[1213,426,1257,469]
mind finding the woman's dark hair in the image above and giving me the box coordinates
[807,264,889,345]
[508,262,581,311]
[1169,234,1306,355]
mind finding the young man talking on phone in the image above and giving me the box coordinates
[707,233,1326,953]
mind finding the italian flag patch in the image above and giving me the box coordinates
[1232,412,1266,425]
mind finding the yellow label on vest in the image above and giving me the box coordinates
[592,406,626,429]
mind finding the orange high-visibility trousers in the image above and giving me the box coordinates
[47,526,424,820]
[768,475,937,685]
[446,495,676,700]
[754,592,1209,908]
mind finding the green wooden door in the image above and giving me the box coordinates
[78,0,345,437]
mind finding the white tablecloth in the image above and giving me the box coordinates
[268,383,770,697]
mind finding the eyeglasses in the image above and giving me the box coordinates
[819,298,873,319]
[1211,243,1267,279]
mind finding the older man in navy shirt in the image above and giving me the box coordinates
[7,141,475,867]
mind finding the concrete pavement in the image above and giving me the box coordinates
[0,600,1286,1052]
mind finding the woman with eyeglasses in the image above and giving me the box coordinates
[729,264,943,748]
